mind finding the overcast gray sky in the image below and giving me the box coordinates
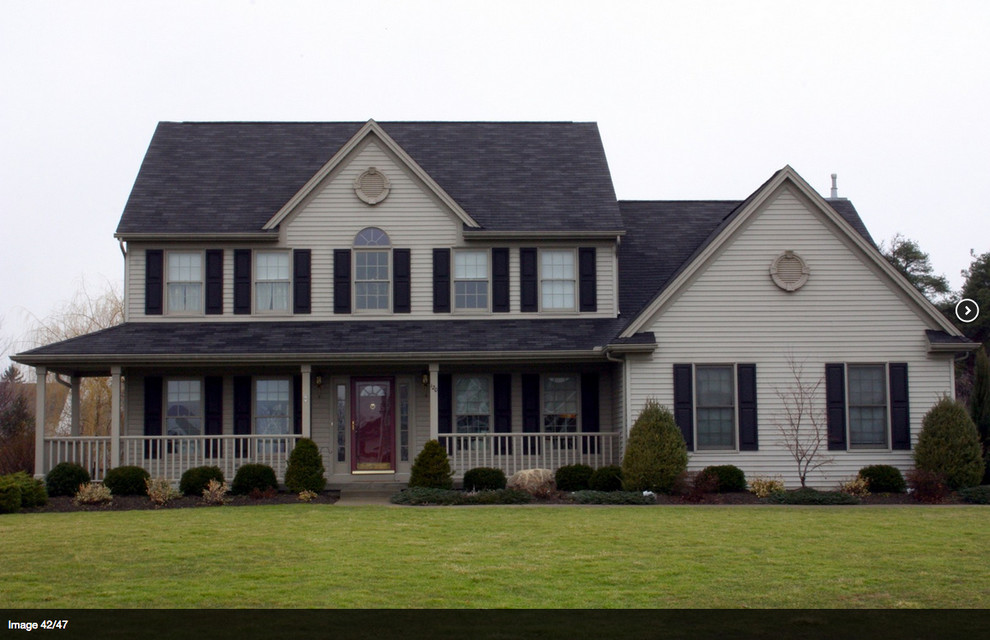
[2,0,989,364]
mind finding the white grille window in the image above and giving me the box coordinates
[255,252,290,312]
[454,251,489,310]
[541,250,575,310]
[167,252,203,313]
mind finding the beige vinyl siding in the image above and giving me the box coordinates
[626,186,955,488]
[123,139,618,321]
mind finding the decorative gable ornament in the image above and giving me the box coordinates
[353,167,390,205]
[770,250,809,292]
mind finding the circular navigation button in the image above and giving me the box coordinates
[955,298,980,323]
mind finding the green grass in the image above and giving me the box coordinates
[2,505,988,608]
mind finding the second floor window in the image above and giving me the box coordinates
[541,250,575,310]
[255,252,290,313]
[167,252,202,313]
[454,251,489,310]
[354,227,391,311]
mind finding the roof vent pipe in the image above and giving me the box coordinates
[830,173,838,198]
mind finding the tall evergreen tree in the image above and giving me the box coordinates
[971,347,990,484]
[880,234,951,303]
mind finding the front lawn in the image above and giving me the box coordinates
[2,505,987,608]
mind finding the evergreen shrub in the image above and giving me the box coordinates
[284,438,327,493]
[231,464,278,495]
[462,467,506,492]
[621,399,687,493]
[699,465,747,493]
[554,464,594,492]
[409,440,453,489]
[45,462,91,497]
[5,472,47,508]
[764,488,861,505]
[958,486,990,504]
[858,465,906,493]
[914,397,985,490]
[179,466,225,497]
[588,465,623,492]
[0,477,23,514]
[570,490,657,505]
[103,466,151,496]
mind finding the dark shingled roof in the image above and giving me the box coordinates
[926,330,977,345]
[116,121,623,235]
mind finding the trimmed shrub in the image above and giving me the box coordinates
[284,438,327,493]
[764,488,861,505]
[570,490,657,505]
[231,464,278,495]
[74,482,112,505]
[5,472,47,508]
[462,467,507,492]
[409,439,453,490]
[390,487,532,506]
[145,477,181,507]
[555,464,594,492]
[45,462,90,497]
[179,466,225,497]
[858,465,906,494]
[914,396,985,490]
[103,466,151,496]
[700,465,747,493]
[958,486,990,504]
[589,465,623,492]
[749,475,785,498]
[507,469,556,498]
[0,477,23,514]
[907,468,950,504]
[621,399,687,493]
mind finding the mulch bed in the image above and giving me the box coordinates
[28,491,340,513]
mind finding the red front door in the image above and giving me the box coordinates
[351,378,395,473]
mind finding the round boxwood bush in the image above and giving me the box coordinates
[699,465,747,493]
[622,399,687,493]
[284,438,327,493]
[45,462,91,497]
[589,465,623,492]
[858,465,906,493]
[462,467,506,492]
[103,466,151,496]
[231,464,278,495]
[555,464,594,492]
[409,439,453,489]
[179,466,225,497]
[914,397,985,490]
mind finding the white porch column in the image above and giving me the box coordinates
[300,365,312,439]
[33,366,47,479]
[428,363,439,441]
[70,376,81,437]
[110,366,121,467]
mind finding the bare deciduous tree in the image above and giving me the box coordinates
[774,355,834,487]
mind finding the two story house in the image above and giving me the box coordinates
[15,120,975,488]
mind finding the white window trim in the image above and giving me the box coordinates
[253,250,292,315]
[693,364,739,452]
[452,249,491,314]
[453,374,493,434]
[165,251,205,316]
[164,378,204,438]
[541,373,581,433]
[538,248,578,313]
[845,363,892,452]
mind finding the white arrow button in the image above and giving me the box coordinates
[955,298,980,323]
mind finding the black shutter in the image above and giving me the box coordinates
[493,373,512,455]
[205,250,224,315]
[578,247,597,312]
[143,376,163,458]
[826,364,847,451]
[234,249,252,315]
[492,248,510,313]
[438,373,452,454]
[673,364,694,452]
[433,249,451,313]
[393,248,411,313]
[581,372,600,455]
[889,363,910,450]
[737,364,758,451]
[233,376,252,458]
[333,249,351,314]
[521,373,541,455]
[520,248,538,312]
[293,375,303,435]
[145,250,163,315]
[293,249,311,315]
[205,376,223,458]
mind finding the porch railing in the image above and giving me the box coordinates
[439,432,620,476]
[44,435,302,483]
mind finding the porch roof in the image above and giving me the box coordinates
[14,318,640,374]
